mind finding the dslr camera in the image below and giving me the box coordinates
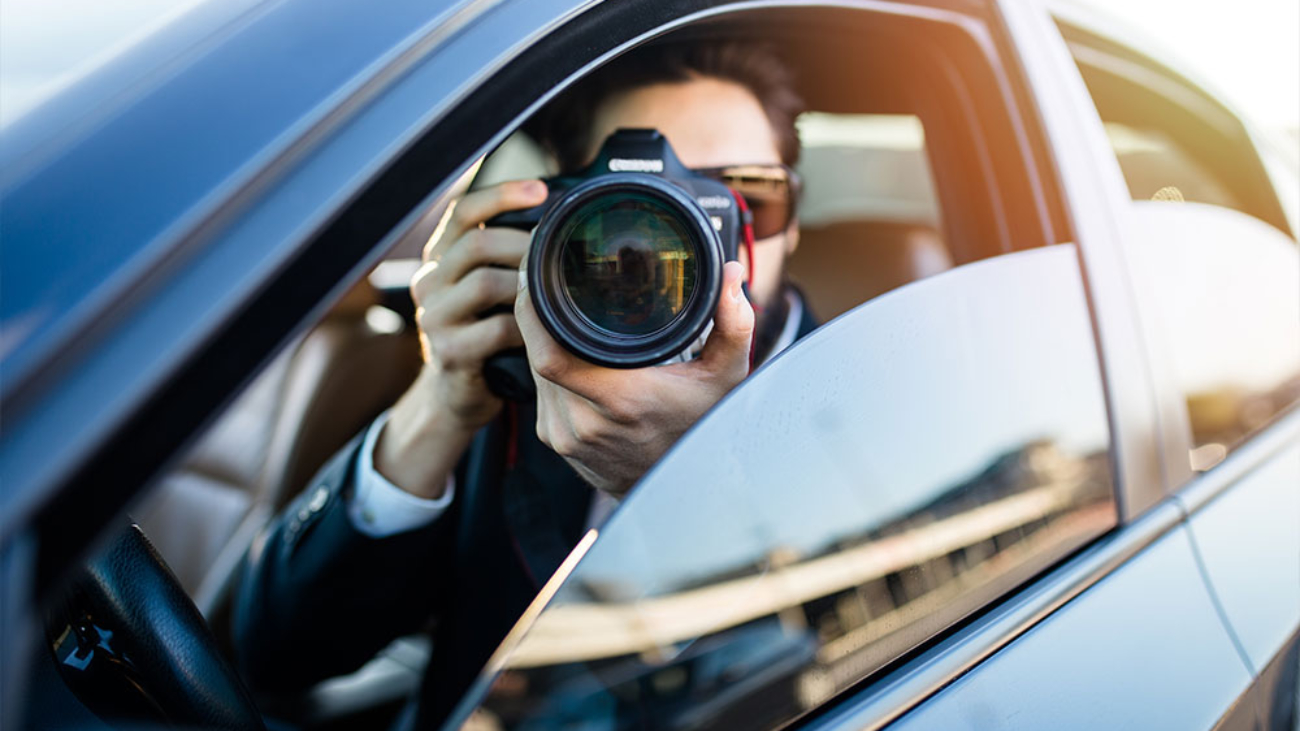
[485,129,747,397]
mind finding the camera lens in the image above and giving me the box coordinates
[556,192,698,337]
[530,175,723,368]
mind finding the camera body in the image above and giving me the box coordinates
[488,129,742,390]
[494,128,742,262]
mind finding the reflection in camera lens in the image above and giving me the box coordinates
[557,193,698,337]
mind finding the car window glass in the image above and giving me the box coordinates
[1058,21,1291,236]
[449,245,1116,731]
[1101,121,1241,208]
[788,112,950,321]
[1058,20,1300,475]
[1128,202,1300,471]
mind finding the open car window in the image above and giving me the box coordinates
[447,244,1116,730]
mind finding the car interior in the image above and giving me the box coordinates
[31,5,1072,729]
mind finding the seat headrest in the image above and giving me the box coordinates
[786,220,952,321]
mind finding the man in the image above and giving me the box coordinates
[233,39,815,728]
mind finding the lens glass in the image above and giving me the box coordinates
[557,192,699,337]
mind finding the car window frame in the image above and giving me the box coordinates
[993,0,1178,518]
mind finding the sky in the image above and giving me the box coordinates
[1,0,1297,132]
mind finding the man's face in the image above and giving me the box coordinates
[585,77,798,314]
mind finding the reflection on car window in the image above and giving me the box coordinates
[1130,203,1300,471]
[450,245,1115,731]
[1059,20,1291,235]
[1102,122,1241,209]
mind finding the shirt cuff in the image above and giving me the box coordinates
[348,410,455,538]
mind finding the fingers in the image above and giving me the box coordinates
[418,267,518,327]
[695,261,756,376]
[421,313,522,370]
[445,180,548,242]
[521,261,755,404]
[515,277,579,386]
[414,179,544,297]
[415,228,531,298]
[533,381,574,455]
[534,374,609,459]
[515,278,625,404]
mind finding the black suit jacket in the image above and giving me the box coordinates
[232,299,818,728]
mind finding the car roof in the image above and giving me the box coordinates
[2,0,616,554]
[0,0,467,406]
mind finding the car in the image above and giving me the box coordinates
[2,0,1297,729]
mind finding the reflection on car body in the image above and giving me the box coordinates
[473,441,1111,729]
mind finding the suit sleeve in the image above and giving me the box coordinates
[231,430,457,694]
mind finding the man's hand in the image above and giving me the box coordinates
[375,180,548,498]
[518,260,756,496]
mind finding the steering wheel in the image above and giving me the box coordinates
[45,524,266,729]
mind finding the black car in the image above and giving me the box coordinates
[2,0,1297,729]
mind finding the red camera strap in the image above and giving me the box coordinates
[728,189,760,373]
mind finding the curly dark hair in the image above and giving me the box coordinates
[528,39,805,173]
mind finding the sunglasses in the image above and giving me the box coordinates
[693,164,801,241]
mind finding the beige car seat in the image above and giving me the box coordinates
[788,135,953,321]
[135,279,420,614]
[787,220,951,322]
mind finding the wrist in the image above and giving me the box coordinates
[375,369,480,499]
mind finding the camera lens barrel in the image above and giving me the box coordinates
[529,174,723,368]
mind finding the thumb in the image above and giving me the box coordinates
[697,261,756,375]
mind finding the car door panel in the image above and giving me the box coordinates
[1184,441,1300,674]
[888,523,1252,731]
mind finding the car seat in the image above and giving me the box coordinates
[134,279,421,615]
[786,219,952,321]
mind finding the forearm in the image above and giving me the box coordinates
[374,366,481,500]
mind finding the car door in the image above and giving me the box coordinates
[871,2,1300,730]
[435,0,1137,719]
[5,0,1050,726]
[1045,2,1300,728]
[443,239,1133,731]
